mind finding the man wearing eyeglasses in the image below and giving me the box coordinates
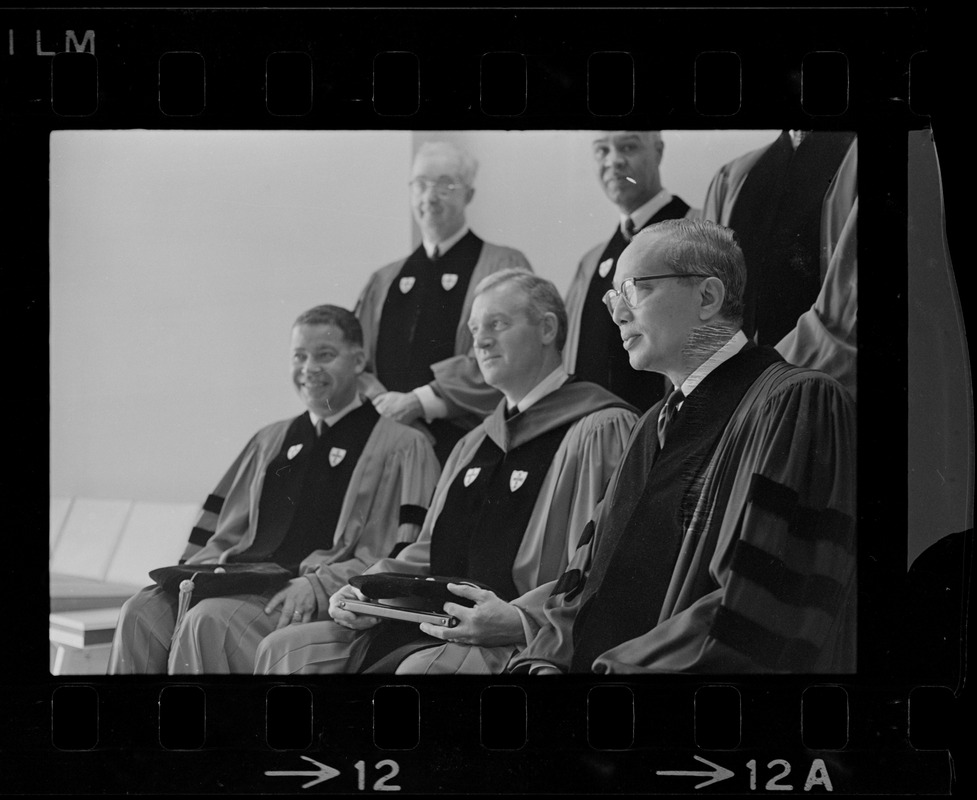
[562,131,695,413]
[356,141,532,464]
[511,218,857,675]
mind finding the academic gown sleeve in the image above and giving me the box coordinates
[353,263,397,401]
[506,504,607,673]
[593,369,857,674]
[304,421,441,614]
[180,422,290,565]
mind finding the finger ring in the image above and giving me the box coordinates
[292,611,302,618]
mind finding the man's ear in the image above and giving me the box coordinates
[539,312,559,345]
[698,276,726,321]
[464,186,475,205]
[352,347,367,374]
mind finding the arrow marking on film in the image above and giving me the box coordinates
[265,755,341,789]
[656,754,735,789]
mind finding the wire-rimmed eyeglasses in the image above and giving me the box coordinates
[408,177,463,198]
[602,273,711,315]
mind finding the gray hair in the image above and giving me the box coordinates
[473,268,569,352]
[636,218,746,323]
[414,141,479,188]
[292,305,363,348]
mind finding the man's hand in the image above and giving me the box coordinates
[373,391,423,425]
[328,583,382,630]
[418,583,524,647]
[265,578,317,630]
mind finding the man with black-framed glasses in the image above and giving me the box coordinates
[511,218,857,675]
[355,141,532,464]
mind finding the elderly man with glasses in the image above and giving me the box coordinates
[511,218,857,675]
[355,141,532,464]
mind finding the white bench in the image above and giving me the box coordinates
[49,607,121,675]
[49,498,197,675]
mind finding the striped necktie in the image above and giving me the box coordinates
[657,386,684,449]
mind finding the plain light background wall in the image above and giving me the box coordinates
[50,129,778,504]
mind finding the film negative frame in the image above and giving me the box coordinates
[3,4,971,795]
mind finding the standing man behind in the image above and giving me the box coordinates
[357,141,532,464]
[701,131,857,399]
[563,131,695,413]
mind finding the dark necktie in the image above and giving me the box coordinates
[656,386,684,449]
[431,245,440,262]
[623,217,636,242]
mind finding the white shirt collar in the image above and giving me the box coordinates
[677,330,749,400]
[423,224,470,259]
[507,365,570,414]
[621,188,672,235]
[788,130,810,150]
[309,394,363,431]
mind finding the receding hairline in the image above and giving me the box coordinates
[412,141,478,185]
[591,130,663,145]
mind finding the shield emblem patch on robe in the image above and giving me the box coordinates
[286,444,303,460]
[328,448,347,467]
[399,276,416,294]
[598,258,614,278]
[509,470,528,492]
[441,273,459,291]
[464,467,481,487]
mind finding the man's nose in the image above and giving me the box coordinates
[606,147,626,167]
[473,328,493,348]
[610,294,632,325]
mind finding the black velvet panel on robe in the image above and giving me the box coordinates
[232,403,379,573]
[374,231,482,393]
[429,418,576,602]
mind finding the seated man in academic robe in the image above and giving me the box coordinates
[510,219,857,675]
[107,305,441,674]
[253,270,638,675]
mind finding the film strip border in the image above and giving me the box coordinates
[2,7,937,126]
[3,5,966,796]
[2,680,956,793]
